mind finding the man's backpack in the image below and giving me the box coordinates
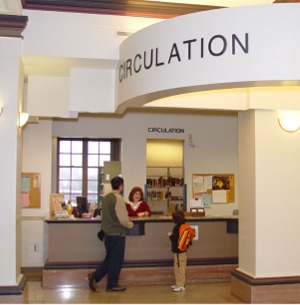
[178,223,196,252]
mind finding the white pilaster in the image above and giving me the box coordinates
[238,109,300,277]
[0,36,23,286]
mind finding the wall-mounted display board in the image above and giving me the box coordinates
[21,172,41,208]
[192,174,234,208]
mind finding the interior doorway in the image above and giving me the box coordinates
[146,139,184,215]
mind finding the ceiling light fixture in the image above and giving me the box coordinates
[278,110,300,132]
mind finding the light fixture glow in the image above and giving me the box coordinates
[19,112,29,127]
[278,110,300,132]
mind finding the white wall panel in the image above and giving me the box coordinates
[27,76,70,117]
[70,68,115,113]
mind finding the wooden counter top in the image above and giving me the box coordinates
[44,215,238,223]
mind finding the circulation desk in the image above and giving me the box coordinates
[44,215,238,268]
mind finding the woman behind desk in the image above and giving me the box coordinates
[126,186,151,217]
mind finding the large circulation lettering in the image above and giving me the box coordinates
[119,33,249,82]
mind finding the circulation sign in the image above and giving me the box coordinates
[116,4,300,112]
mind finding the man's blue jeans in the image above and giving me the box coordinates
[94,235,126,289]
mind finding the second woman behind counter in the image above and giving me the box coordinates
[126,186,151,217]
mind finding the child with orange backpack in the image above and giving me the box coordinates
[167,210,195,292]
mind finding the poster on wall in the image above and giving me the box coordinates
[192,174,234,207]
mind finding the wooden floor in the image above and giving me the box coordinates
[0,264,245,304]
[1,280,243,304]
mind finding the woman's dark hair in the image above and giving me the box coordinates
[128,186,144,201]
[111,176,124,190]
[172,210,186,225]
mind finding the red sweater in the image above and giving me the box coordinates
[126,201,151,216]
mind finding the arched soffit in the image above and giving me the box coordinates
[116,4,300,113]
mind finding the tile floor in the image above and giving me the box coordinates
[2,280,243,304]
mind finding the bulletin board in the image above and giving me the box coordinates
[192,174,234,208]
[21,172,41,208]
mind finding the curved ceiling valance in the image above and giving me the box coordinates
[116,4,300,113]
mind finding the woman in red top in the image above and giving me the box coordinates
[126,186,151,217]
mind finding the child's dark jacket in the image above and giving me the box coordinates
[169,223,186,253]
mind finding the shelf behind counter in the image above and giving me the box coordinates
[44,215,238,269]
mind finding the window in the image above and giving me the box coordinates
[57,138,120,204]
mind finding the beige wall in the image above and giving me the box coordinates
[21,110,238,267]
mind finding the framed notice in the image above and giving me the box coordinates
[192,174,234,206]
[50,193,65,216]
[21,172,41,208]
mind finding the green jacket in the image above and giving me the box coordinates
[101,191,133,236]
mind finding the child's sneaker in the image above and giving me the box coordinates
[172,286,186,292]
[170,285,177,289]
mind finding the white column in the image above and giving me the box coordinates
[238,109,300,277]
[0,36,23,287]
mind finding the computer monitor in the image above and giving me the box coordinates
[76,196,89,217]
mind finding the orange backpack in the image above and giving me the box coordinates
[177,223,196,252]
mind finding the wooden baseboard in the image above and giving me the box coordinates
[21,267,43,281]
[0,274,27,296]
[44,257,238,269]
[43,264,238,289]
[231,270,300,303]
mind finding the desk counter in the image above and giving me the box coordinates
[44,215,238,268]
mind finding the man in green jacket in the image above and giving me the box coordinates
[88,176,133,292]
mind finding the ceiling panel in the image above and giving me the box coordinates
[21,0,223,18]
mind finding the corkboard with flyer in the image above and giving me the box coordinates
[192,174,234,208]
[21,172,41,208]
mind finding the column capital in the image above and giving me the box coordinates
[0,14,28,38]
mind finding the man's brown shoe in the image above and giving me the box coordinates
[88,273,96,292]
[106,285,126,292]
